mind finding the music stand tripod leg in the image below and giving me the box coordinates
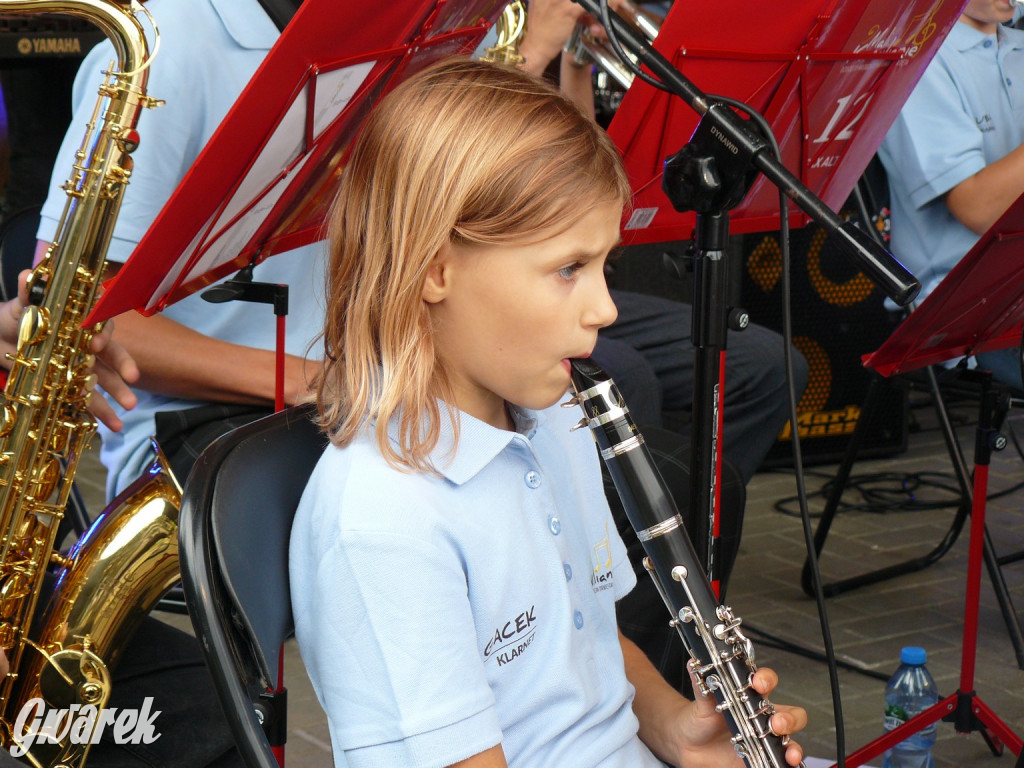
[801,364,973,598]
[835,373,1024,767]
[939,375,1023,756]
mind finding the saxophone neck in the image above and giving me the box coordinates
[0,1,157,120]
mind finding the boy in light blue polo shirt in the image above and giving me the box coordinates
[878,0,1024,390]
[288,58,807,768]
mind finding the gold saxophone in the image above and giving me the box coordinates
[481,0,526,66]
[0,2,180,766]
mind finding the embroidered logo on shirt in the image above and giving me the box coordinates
[591,522,615,593]
[484,606,537,666]
[977,114,995,133]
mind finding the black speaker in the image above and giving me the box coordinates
[741,221,909,465]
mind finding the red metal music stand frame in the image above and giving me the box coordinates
[838,193,1024,768]
[87,0,505,322]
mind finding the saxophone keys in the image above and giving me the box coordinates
[49,552,71,569]
[0,405,16,438]
[112,126,141,153]
[16,306,49,349]
[28,457,61,502]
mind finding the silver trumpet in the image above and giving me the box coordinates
[564,0,662,89]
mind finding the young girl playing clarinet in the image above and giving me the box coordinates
[289,57,807,768]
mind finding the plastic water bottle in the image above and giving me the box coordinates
[882,646,940,768]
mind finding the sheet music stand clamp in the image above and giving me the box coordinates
[202,264,290,412]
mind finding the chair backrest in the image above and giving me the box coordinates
[0,206,41,302]
[179,403,326,768]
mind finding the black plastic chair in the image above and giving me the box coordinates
[0,205,41,302]
[178,403,326,768]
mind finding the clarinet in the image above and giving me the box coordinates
[566,358,801,768]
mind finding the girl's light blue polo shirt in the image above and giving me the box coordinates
[290,400,667,768]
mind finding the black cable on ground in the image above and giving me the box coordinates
[772,470,1024,518]
[743,623,891,683]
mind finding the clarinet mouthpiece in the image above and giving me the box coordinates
[569,357,607,393]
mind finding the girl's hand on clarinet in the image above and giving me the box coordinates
[753,667,807,767]
[676,666,807,767]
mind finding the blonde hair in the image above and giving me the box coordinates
[317,57,631,471]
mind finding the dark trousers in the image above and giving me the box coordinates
[89,618,243,767]
[595,289,809,484]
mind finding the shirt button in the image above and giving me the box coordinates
[548,515,561,535]
[524,470,541,488]
[984,39,993,48]
[563,563,572,581]
[573,610,584,629]
[1007,78,1013,86]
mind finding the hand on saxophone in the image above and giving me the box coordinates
[676,666,808,768]
[0,271,139,432]
[86,318,140,433]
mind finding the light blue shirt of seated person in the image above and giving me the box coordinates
[37,0,327,499]
[289,400,668,768]
[878,20,1024,300]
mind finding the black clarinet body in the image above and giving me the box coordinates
[567,358,798,768]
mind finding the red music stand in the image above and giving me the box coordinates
[836,195,1024,767]
[606,0,968,245]
[87,0,505,322]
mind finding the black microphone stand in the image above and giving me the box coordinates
[572,0,920,589]
[661,113,761,591]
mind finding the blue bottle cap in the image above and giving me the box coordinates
[900,646,927,665]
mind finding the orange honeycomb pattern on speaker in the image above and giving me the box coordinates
[792,335,829,412]
[748,227,874,307]
[806,227,874,307]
